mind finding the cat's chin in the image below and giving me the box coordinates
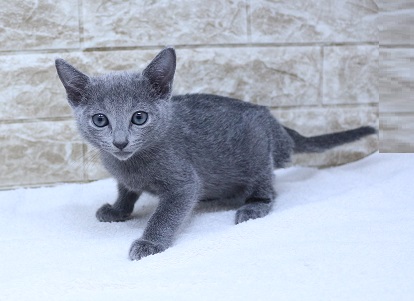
[112,151,134,161]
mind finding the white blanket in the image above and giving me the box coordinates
[0,153,413,301]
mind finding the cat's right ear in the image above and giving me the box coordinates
[55,59,90,107]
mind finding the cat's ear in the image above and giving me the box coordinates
[142,48,176,99]
[55,59,90,107]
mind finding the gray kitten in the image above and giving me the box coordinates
[55,48,376,260]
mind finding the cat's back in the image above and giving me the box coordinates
[169,93,275,157]
[170,93,270,129]
[170,93,272,135]
[168,94,276,198]
[171,93,262,114]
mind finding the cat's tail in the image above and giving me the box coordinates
[283,126,377,153]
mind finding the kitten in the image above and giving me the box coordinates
[55,48,376,260]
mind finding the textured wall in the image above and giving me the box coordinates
[0,0,379,189]
[379,0,414,152]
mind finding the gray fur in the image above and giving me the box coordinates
[55,48,376,260]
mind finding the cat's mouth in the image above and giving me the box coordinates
[113,151,133,160]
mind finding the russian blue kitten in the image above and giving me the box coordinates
[55,48,376,260]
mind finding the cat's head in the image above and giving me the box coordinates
[55,48,176,160]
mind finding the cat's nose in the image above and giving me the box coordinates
[113,140,129,150]
[113,130,129,150]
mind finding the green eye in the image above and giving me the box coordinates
[131,111,148,125]
[92,114,109,127]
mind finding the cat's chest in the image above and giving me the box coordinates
[102,157,146,187]
[101,154,164,194]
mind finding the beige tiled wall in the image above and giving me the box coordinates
[379,0,414,152]
[0,0,380,189]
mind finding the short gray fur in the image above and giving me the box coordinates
[55,48,376,261]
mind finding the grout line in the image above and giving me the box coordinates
[0,179,105,191]
[0,116,73,125]
[78,0,84,49]
[0,41,380,56]
[380,111,414,117]
[0,48,81,56]
[380,44,414,49]
[246,0,252,45]
[320,45,325,107]
[245,0,253,102]
[77,41,382,51]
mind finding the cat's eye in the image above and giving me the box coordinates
[92,114,109,127]
[131,111,148,126]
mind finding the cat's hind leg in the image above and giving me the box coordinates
[96,183,140,222]
[235,176,275,224]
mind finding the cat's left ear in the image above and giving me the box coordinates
[55,59,90,107]
[142,47,176,99]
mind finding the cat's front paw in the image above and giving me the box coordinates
[235,202,271,224]
[129,239,166,261]
[96,203,131,222]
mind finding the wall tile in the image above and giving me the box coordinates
[379,2,414,45]
[323,45,378,105]
[380,114,414,152]
[380,9,414,46]
[380,48,414,113]
[70,51,154,74]
[147,47,320,107]
[0,53,73,121]
[175,47,321,106]
[270,106,378,166]
[248,46,321,106]
[377,0,414,11]
[0,120,84,188]
[173,48,253,101]
[250,0,378,43]
[0,1,79,51]
[82,0,248,48]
